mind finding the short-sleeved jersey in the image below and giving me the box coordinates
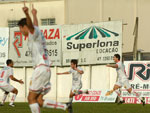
[0,66,13,84]
[69,67,83,86]
[116,61,128,80]
[28,26,51,67]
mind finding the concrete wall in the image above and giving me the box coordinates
[0,0,64,27]
[65,0,150,53]
[0,66,117,102]
[0,0,150,52]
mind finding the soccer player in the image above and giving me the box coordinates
[57,59,89,113]
[0,59,24,107]
[18,3,69,113]
[106,54,145,105]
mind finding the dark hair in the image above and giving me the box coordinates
[6,59,13,65]
[114,54,120,60]
[71,59,78,66]
[18,18,27,27]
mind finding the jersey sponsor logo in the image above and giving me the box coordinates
[73,77,79,81]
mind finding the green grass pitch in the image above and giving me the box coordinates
[0,103,150,113]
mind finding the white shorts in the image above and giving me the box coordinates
[115,79,131,89]
[29,65,51,95]
[72,84,82,95]
[0,82,14,92]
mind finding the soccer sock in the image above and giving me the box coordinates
[1,93,8,104]
[29,103,40,113]
[115,90,123,101]
[77,91,83,95]
[10,94,17,105]
[80,89,88,94]
[76,90,88,96]
[43,99,67,111]
[69,97,73,103]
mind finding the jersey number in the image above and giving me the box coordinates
[0,71,5,78]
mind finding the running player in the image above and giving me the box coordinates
[57,59,89,113]
[106,54,145,105]
[18,3,69,113]
[0,59,24,107]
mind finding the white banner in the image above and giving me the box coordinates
[62,21,122,65]
[73,90,117,103]
[9,26,62,67]
[123,61,150,104]
[0,28,9,66]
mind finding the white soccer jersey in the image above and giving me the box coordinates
[28,26,51,67]
[116,61,128,81]
[69,67,83,87]
[0,66,13,84]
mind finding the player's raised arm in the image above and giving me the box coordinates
[22,2,34,33]
[9,75,24,84]
[32,4,38,26]
[57,72,70,75]
[106,64,118,68]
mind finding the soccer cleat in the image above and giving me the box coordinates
[118,100,125,105]
[66,102,73,113]
[85,90,89,94]
[0,103,4,106]
[9,103,15,107]
[141,97,145,106]
[105,90,114,96]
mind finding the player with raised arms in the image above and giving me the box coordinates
[57,59,89,113]
[0,59,24,107]
[106,54,145,105]
[18,2,70,113]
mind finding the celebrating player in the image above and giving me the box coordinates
[0,59,24,107]
[106,54,145,105]
[57,59,89,113]
[18,3,69,113]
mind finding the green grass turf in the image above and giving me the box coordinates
[0,103,150,113]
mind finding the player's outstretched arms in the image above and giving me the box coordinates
[31,4,38,26]
[22,3,34,33]
[106,64,118,68]
[57,72,70,75]
[9,75,24,84]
